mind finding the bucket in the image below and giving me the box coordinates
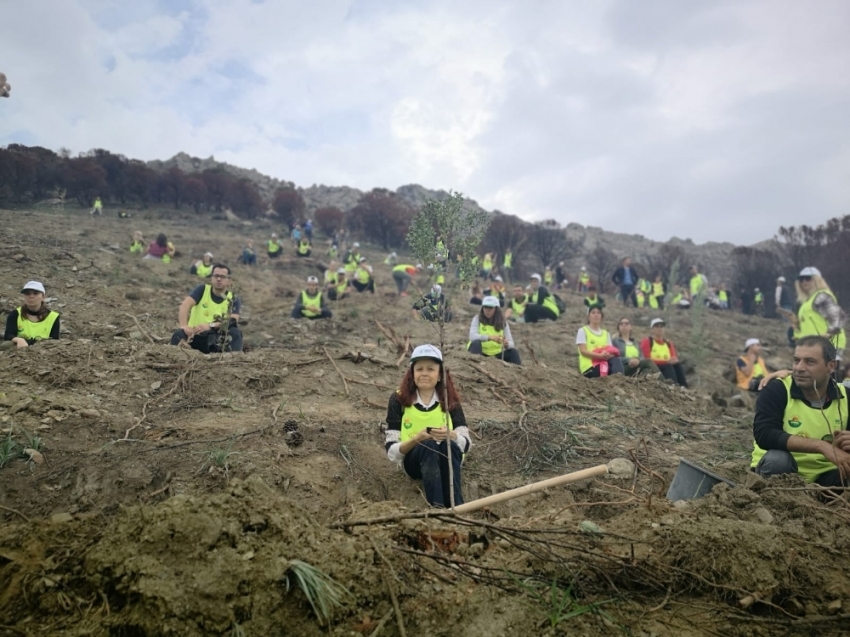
[666,458,736,501]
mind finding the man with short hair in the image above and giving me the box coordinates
[751,336,849,487]
[171,264,243,353]
[612,257,638,307]
[292,276,332,319]
[506,285,527,322]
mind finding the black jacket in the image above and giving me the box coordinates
[612,266,638,286]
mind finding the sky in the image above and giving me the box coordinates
[3,0,849,244]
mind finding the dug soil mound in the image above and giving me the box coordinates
[1,209,849,636]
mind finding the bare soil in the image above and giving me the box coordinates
[1,208,849,636]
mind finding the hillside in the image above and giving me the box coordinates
[1,207,848,636]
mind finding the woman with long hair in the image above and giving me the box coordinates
[467,296,521,365]
[384,345,470,507]
[576,305,624,377]
[787,267,846,366]
[4,281,60,349]
[613,317,659,377]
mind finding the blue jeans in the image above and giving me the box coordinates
[403,439,464,507]
[754,449,843,487]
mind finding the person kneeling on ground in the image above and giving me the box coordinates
[296,237,312,257]
[292,276,332,320]
[737,338,771,393]
[751,336,850,487]
[613,317,659,377]
[4,281,60,349]
[583,285,605,309]
[190,252,214,278]
[384,344,470,507]
[170,265,243,353]
[413,285,453,322]
[524,273,560,323]
[327,268,350,301]
[352,257,376,294]
[641,318,688,386]
[577,305,623,377]
[468,296,521,365]
[143,233,175,262]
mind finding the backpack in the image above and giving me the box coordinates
[553,294,566,314]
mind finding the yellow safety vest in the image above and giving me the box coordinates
[798,290,847,349]
[648,294,659,309]
[530,288,559,317]
[196,262,213,278]
[345,253,360,272]
[474,323,504,357]
[16,308,59,341]
[511,296,527,316]
[736,356,767,390]
[297,242,311,255]
[544,271,553,285]
[393,264,414,274]
[671,293,683,305]
[584,295,601,306]
[268,240,281,254]
[578,326,609,373]
[650,339,671,361]
[93,199,102,209]
[754,292,764,304]
[623,341,640,359]
[400,403,453,442]
[130,240,144,254]
[579,273,590,285]
[652,282,664,297]
[334,280,348,296]
[636,291,645,308]
[324,270,337,285]
[299,290,322,317]
[503,253,512,268]
[188,286,232,328]
[639,279,652,294]
[751,377,847,482]
[719,290,728,303]
[482,255,493,270]
[355,266,371,284]
[328,246,338,258]
[689,275,705,297]
[436,274,445,285]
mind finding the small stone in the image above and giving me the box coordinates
[10,398,33,414]
[23,448,44,464]
[660,517,674,526]
[670,432,685,442]
[827,599,842,614]
[579,520,603,535]
[50,512,74,524]
[79,408,101,419]
[752,507,774,525]
[468,542,485,558]
[150,381,162,391]
[129,331,144,341]
[606,457,635,478]
[741,472,766,491]
[672,500,689,510]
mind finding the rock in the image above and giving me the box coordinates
[129,331,144,341]
[827,599,842,614]
[579,520,603,535]
[150,381,162,391]
[468,542,486,558]
[10,397,33,414]
[50,512,74,524]
[751,507,774,525]
[670,432,685,442]
[672,500,689,510]
[79,408,101,419]
[741,472,766,491]
[23,448,44,464]
[12,253,25,261]
[606,457,635,478]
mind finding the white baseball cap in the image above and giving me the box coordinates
[530,273,542,281]
[650,318,665,328]
[482,296,500,307]
[431,284,442,295]
[777,276,786,282]
[359,257,367,263]
[391,252,397,257]
[493,275,503,282]
[271,232,278,238]
[336,268,346,274]
[21,281,45,294]
[799,267,821,278]
[307,276,319,283]
[410,344,442,364]
[581,266,586,271]
[353,242,360,248]
[204,252,213,258]
[745,338,760,350]
[754,287,760,292]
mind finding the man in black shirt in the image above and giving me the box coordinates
[170,265,243,353]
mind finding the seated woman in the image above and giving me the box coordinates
[576,305,623,377]
[613,317,659,377]
[467,296,521,365]
[130,231,145,254]
[4,281,60,349]
[143,233,174,262]
[239,239,257,266]
[640,318,688,386]
[296,237,312,257]
[385,345,470,507]
[583,285,605,309]
[190,252,214,278]
[736,338,770,393]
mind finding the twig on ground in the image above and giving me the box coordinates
[143,472,173,500]
[124,313,155,344]
[489,387,510,407]
[522,338,539,365]
[0,505,31,523]
[369,538,407,637]
[395,336,410,367]
[368,610,395,637]
[471,363,528,402]
[323,346,350,396]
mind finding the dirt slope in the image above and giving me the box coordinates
[1,208,848,637]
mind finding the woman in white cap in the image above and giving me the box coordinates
[384,344,470,507]
[736,339,770,393]
[326,268,349,301]
[190,252,214,278]
[787,267,846,364]
[267,233,283,259]
[4,281,60,348]
[640,318,688,386]
[467,296,521,365]
[576,305,622,377]
[291,276,332,319]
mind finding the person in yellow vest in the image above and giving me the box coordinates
[327,268,350,301]
[384,252,398,266]
[785,267,846,368]
[392,263,420,296]
[613,317,659,377]
[525,273,560,323]
[324,261,339,285]
[687,265,707,303]
[480,253,494,279]
[502,250,513,283]
[343,243,361,274]
[482,275,506,307]
[413,284,453,322]
[170,264,243,353]
[506,285,528,322]
[352,257,376,294]
[751,336,849,487]
[267,233,283,259]
[736,338,771,393]
[467,296,522,365]
[718,283,730,310]
[577,266,590,293]
[583,285,605,310]
[754,287,764,314]
[90,196,103,216]
[650,274,665,310]
[576,305,623,377]
[671,285,691,309]
[640,318,688,386]
[543,267,554,287]
[130,231,145,254]
[4,281,60,349]
[190,252,214,278]
[295,237,312,258]
[291,276,332,320]
[327,241,338,260]
[384,344,470,507]
[635,289,646,308]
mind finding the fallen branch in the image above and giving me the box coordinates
[323,346,350,396]
[471,363,528,402]
[395,336,411,367]
[0,505,30,523]
[125,313,155,344]
[369,538,407,637]
[375,320,403,352]
[522,338,539,365]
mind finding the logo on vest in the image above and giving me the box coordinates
[787,416,802,429]
[403,418,413,430]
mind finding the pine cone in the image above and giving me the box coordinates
[283,420,299,433]
[286,430,304,447]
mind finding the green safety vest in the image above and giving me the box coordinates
[334,280,349,296]
[754,292,764,304]
[435,274,445,285]
[16,308,59,341]
[130,240,144,254]
[578,326,609,373]
[511,296,527,316]
[751,377,847,482]
[579,273,590,284]
[196,262,213,278]
[798,290,847,349]
[689,275,705,297]
[188,285,232,328]
[482,255,493,270]
[543,271,553,285]
[324,271,337,285]
[652,282,664,297]
[623,341,640,359]
[475,323,504,357]
[584,295,601,306]
[648,294,659,309]
[671,293,683,305]
[355,266,371,284]
[328,246,338,258]
[400,403,453,442]
[268,240,281,254]
[530,288,559,317]
[503,252,512,268]
[393,264,414,274]
[639,279,652,294]
[636,291,645,307]
[719,290,728,302]
[299,290,322,318]
[297,242,311,255]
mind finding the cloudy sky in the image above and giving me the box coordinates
[3,0,849,243]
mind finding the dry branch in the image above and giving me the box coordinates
[323,346,350,395]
